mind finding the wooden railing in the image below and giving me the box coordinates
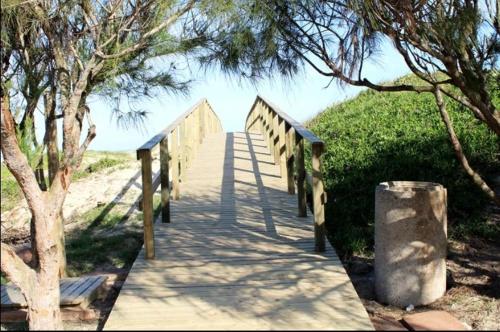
[136,99,223,259]
[245,95,327,252]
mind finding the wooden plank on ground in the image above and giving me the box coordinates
[0,276,107,309]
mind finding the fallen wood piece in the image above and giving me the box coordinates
[1,307,98,323]
[1,275,107,310]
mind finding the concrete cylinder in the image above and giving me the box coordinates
[375,181,447,307]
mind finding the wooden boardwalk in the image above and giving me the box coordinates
[104,132,373,330]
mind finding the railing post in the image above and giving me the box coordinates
[199,103,205,143]
[278,117,287,178]
[259,102,265,135]
[208,108,214,134]
[188,113,195,166]
[159,138,170,224]
[179,121,186,181]
[262,104,269,146]
[267,107,273,153]
[286,126,295,194]
[296,136,307,217]
[194,108,200,154]
[171,127,180,200]
[139,150,155,259]
[312,142,326,252]
[272,113,280,164]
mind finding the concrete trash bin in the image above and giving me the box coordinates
[374,181,447,307]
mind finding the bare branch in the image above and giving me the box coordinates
[0,243,35,295]
[434,86,499,205]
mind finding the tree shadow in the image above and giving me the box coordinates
[102,131,372,330]
[320,135,498,258]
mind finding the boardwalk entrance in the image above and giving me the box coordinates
[104,98,373,330]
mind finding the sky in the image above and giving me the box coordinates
[37,39,411,152]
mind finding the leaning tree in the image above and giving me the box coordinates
[0,0,205,329]
[195,0,499,203]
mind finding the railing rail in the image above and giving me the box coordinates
[137,99,223,259]
[245,95,327,252]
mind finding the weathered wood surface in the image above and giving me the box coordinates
[1,275,107,309]
[104,132,373,330]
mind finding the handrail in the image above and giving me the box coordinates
[245,95,327,252]
[246,95,324,146]
[136,99,223,259]
[138,98,222,155]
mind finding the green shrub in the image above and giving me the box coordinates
[306,74,499,256]
[1,177,21,211]
[72,157,124,181]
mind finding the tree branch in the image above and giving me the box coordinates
[434,87,499,205]
[96,0,196,60]
[0,243,35,301]
[0,94,45,219]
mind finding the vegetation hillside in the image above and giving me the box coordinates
[306,74,499,256]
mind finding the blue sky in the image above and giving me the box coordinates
[48,39,411,152]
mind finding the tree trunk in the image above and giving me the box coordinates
[44,87,59,185]
[1,94,64,330]
[27,278,63,330]
[55,211,67,277]
[434,87,500,205]
[43,87,67,277]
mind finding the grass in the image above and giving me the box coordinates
[66,194,162,276]
[306,73,499,257]
[0,151,131,213]
[1,149,149,287]
[72,157,124,181]
[0,176,21,212]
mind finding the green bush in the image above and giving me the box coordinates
[306,74,499,256]
[72,156,125,181]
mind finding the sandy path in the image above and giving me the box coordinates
[0,157,157,241]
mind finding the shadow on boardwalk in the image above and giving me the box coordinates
[103,132,373,330]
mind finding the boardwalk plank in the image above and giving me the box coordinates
[104,132,372,331]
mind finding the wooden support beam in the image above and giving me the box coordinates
[159,138,170,224]
[184,114,191,168]
[312,142,326,252]
[191,112,197,158]
[286,126,295,195]
[138,173,161,211]
[272,112,280,164]
[259,102,265,135]
[139,150,155,259]
[189,113,196,165]
[179,121,186,181]
[261,104,268,146]
[278,117,287,178]
[207,107,213,135]
[171,128,180,200]
[296,136,307,217]
[266,106,273,153]
[199,104,205,144]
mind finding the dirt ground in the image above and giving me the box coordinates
[1,155,498,330]
[0,152,140,243]
[345,236,500,330]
